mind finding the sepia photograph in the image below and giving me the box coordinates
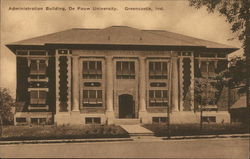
[0,0,249,158]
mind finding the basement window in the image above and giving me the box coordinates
[152,117,168,124]
[202,116,216,123]
[16,117,27,123]
[85,117,101,124]
[31,118,47,125]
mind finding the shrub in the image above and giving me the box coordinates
[0,125,129,141]
[0,88,15,125]
[144,123,249,137]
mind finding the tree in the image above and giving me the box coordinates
[194,78,217,106]
[0,88,15,125]
[222,56,247,87]
[188,0,250,107]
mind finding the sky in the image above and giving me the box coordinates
[0,0,242,96]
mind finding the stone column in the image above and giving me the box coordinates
[139,56,148,123]
[171,56,179,111]
[106,56,114,124]
[72,55,80,112]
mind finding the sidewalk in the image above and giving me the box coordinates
[0,137,133,145]
[163,133,250,140]
[0,133,249,145]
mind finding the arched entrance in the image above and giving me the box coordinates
[119,94,135,118]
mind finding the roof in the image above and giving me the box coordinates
[231,95,247,109]
[6,26,238,50]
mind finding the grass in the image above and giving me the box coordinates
[144,123,249,137]
[0,124,129,141]
[1,123,248,141]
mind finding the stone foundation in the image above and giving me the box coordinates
[14,111,230,125]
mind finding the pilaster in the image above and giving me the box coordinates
[72,55,80,112]
[171,54,179,111]
[139,56,148,123]
[55,52,60,113]
[190,56,195,110]
[106,56,114,124]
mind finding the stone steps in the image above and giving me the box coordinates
[120,125,156,139]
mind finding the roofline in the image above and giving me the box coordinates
[7,43,239,55]
[143,29,238,49]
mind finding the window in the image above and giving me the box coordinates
[31,118,39,124]
[85,117,101,124]
[149,90,168,106]
[82,61,102,79]
[152,117,168,124]
[200,61,216,78]
[116,61,135,79]
[16,117,27,123]
[31,118,47,125]
[30,59,47,75]
[149,62,168,79]
[30,90,47,104]
[83,90,102,107]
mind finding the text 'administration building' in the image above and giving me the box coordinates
[6,26,238,125]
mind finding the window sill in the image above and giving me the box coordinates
[28,77,49,82]
[28,88,49,91]
[147,106,168,108]
[30,73,47,75]
[81,106,104,109]
[28,105,49,111]
[116,78,136,80]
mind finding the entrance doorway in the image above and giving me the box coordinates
[119,94,135,118]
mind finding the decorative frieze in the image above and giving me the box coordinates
[179,57,184,111]
[55,50,72,113]
[59,56,69,112]
[180,57,194,111]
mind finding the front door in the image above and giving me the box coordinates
[119,94,135,118]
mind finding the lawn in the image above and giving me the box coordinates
[144,123,249,137]
[0,124,129,141]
